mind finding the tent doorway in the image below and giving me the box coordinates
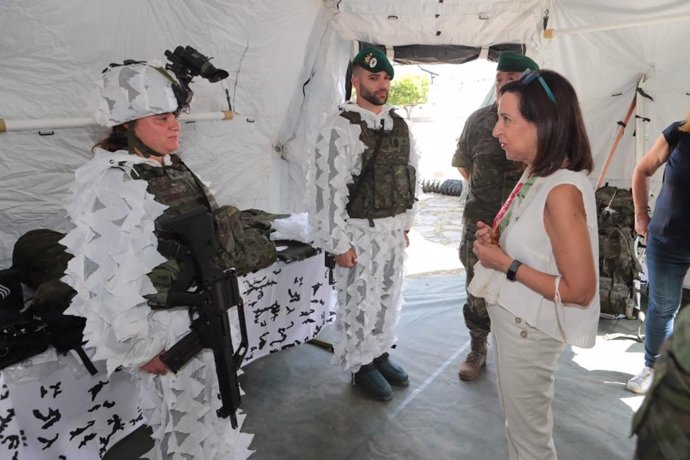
[388,59,497,276]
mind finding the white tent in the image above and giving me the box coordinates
[2,0,690,266]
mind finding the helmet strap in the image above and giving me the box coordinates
[126,122,166,158]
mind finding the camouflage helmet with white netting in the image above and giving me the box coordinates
[94,60,180,127]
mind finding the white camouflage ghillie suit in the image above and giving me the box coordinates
[62,153,254,459]
[309,102,418,372]
[61,61,253,459]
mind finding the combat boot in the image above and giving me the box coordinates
[458,333,487,381]
[353,363,393,401]
[373,352,409,387]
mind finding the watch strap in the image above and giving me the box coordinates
[507,259,523,281]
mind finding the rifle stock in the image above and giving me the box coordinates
[154,207,248,429]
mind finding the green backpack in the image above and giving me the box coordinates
[8,229,94,373]
[11,229,76,307]
[213,206,281,275]
[595,186,642,317]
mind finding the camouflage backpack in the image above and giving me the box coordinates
[134,157,279,277]
[6,229,93,373]
[214,205,280,275]
[595,186,642,317]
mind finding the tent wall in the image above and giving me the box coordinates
[0,0,325,265]
[546,0,690,193]
[2,0,690,266]
[280,0,547,213]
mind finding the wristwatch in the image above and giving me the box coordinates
[506,259,523,281]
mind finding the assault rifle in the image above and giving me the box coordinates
[154,207,248,429]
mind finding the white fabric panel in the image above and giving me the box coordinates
[0,356,145,460]
[545,0,690,197]
[0,0,323,266]
[328,0,546,50]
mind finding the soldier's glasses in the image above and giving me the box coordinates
[520,69,557,104]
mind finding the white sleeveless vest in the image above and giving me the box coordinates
[496,169,600,348]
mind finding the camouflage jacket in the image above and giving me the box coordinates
[132,155,216,305]
[133,154,218,218]
[632,305,690,452]
[451,104,524,227]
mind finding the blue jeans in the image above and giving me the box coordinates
[644,235,690,367]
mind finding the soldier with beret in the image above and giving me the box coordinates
[309,47,418,401]
[451,51,538,381]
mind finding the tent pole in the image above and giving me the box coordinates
[0,111,234,134]
[635,75,649,165]
[595,83,639,189]
[544,12,690,39]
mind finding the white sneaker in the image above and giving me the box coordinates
[627,367,654,394]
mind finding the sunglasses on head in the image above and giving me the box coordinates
[520,69,557,104]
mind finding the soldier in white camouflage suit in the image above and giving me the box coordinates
[309,47,418,401]
[451,52,537,381]
[62,61,253,459]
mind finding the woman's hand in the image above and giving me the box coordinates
[475,221,493,245]
[473,238,511,273]
[335,248,358,268]
[140,352,170,375]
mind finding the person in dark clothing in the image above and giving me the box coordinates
[628,111,690,395]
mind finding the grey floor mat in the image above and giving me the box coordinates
[105,273,643,459]
[239,273,641,460]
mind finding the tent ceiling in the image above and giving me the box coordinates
[359,43,527,65]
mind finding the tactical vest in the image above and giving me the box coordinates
[342,110,416,223]
[132,155,219,220]
[132,155,276,287]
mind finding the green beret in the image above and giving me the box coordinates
[352,47,394,79]
[496,52,539,72]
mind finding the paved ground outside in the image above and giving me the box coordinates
[406,190,465,276]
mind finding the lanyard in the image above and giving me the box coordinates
[491,175,536,243]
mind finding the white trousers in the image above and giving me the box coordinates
[488,304,565,460]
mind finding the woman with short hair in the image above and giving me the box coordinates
[469,69,600,459]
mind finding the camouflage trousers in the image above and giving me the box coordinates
[459,225,491,337]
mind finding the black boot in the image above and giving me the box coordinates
[353,363,393,401]
[373,353,409,387]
